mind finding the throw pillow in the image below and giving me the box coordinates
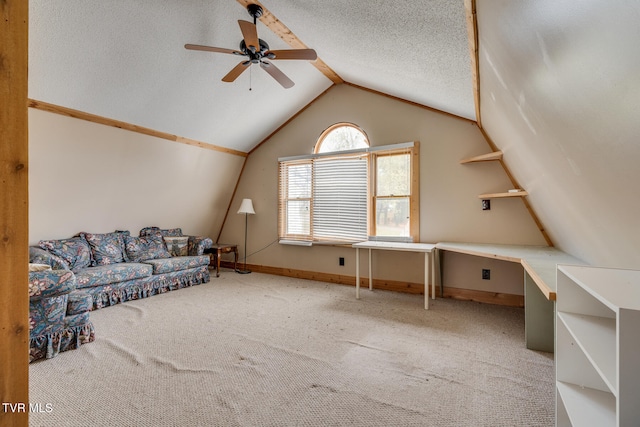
[139,227,183,237]
[38,236,92,271]
[29,263,52,272]
[82,232,127,266]
[163,236,189,257]
[124,234,171,262]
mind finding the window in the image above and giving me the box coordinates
[279,125,419,245]
[315,123,369,153]
[374,152,412,238]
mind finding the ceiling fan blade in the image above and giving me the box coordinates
[260,61,294,89]
[185,44,243,56]
[265,49,317,61]
[238,20,260,53]
[222,61,251,82]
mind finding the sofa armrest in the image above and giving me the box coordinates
[187,236,213,256]
[29,246,70,270]
[29,270,77,301]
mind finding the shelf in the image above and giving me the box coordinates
[558,265,640,311]
[477,190,528,199]
[460,151,503,164]
[557,381,615,427]
[556,265,640,426]
[558,312,616,392]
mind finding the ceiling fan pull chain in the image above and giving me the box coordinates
[249,66,252,91]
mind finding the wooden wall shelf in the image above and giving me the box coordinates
[478,190,528,199]
[460,150,503,164]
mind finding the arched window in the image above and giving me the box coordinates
[314,123,369,153]
[279,122,419,244]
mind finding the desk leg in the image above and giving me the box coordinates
[437,249,444,299]
[424,252,429,310]
[524,271,555,352]
[368,248,372,291]
[430,252,436,300]
[356,248,360,299]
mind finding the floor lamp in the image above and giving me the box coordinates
[236,198,255,274]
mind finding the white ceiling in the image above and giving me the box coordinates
[29,0,474,153]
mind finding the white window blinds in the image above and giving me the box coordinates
[279,141,416,245]
[312,154,367,243]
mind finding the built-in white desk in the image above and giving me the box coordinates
[353,241,436,309]
[435,242,585,351]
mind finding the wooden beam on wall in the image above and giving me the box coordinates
[28,100,248,158]
[236,0,344,84]
[464,0,481,126]
[0,1,30,426]
[345,82,477,124]
[479,128,554,247]
[464,0,552,246]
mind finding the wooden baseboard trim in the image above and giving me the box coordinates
[219,262,523,307]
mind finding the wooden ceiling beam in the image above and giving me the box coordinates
[236,0,343,84]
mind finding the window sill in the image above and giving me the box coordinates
[278,240,356,248]
[279,240,312,246]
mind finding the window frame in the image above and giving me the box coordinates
[278,141,420,245]
[370,144,420,241]
[314,122,370,154]
[278,159,314,241]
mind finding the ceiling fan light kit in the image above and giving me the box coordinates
[185,3,317,89]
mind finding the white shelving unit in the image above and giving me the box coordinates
[556,265,640,426]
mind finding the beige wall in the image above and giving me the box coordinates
[29,108,244,243]
[477,0,640,269]
[220,84,546,294]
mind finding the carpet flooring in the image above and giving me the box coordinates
[29,272,554,426]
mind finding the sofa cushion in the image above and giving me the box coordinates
[164,236,189,257]
[38,237,92,271]
[124,234,171,262]
[74,263,153,289]
[82,232,127,266]
[142,255,210,274]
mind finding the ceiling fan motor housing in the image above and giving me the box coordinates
[239,39,271,63]
[247,4,263,21]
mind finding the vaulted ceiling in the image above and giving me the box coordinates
[29,0,474,153]
[28,1,640,268]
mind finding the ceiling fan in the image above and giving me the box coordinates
[185,4,317,89]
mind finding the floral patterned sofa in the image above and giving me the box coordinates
[28,227,213,362]
[28,266,95,362]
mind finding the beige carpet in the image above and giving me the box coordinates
[29,272,554,426]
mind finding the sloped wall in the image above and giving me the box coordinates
[477,0,640,268]
[29,108,244,243]
[220,84,546,294]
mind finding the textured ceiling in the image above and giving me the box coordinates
[264,0,474,119]
[29,0,474,152]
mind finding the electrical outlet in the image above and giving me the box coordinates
[339,257,345,266]
[482,199,491,210]
[482,269,490,280]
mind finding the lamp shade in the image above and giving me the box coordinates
[237,198,255,215]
